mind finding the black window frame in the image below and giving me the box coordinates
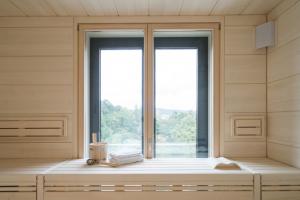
[154,37,209,158]
[89,37,144,149]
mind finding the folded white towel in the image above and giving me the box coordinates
[109,152,143,166]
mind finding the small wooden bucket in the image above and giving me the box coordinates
[89,142,107,161]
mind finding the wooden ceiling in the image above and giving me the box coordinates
[0,0,284,17]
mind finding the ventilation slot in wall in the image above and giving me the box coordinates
[0,117,67,138]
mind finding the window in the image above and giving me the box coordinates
[154,36,208,158]
[81,24,219,158]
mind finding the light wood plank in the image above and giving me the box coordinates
[268,0,299,20]
[223,141,266,157]
[211,0,251,15]
[225,15,266,26]
[268,112,300,148]
[225,26,266,55]
[0,56,72,85]
[149,0,183,16]
[242,0,282,15]
[268,142,300,168]
[225,55,266,83]
[44,191,253,200]
[277,1,300,47]
[0,85,73,113]
[80,0,117,16]
[225,84,266,112]
[0,192,35,200]
[0,143,73,158]
[45,0,87,16]
[0,0,24,16]
[0,17,73,27]
[263,191,300,200]
[10,0,56,16]
[0,27,73,56]
[268,37,300,82]
[114,0,148,16]
[180,0,218,15]
[268,75,300,112]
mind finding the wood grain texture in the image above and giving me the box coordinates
[242,0,282,15]
[225,15,266,26]
[268,112,300,147]
[0,0,24,16]
[262,191,300,200]
[225,55,266,83]
[0,57,72,85]
[0,193,35,200]
[277,1,300,47]
[0,17,73,27]
[180,0,218,15]
[211,0,251,15]
[225,84,266,112]
[149,0,183,15]
[268,37,300,82]
[223,141,266,157]
[10,0,56,16]
[225,26,266,55]
[0,85,73,113]
[114,0,148,16]
[268,0,299,20]
[0,143,73,158]
[80,0,117,16]
[44,191,253,200]
[0,28,73,56]
[45,0,87,16]
[268,75,300,112]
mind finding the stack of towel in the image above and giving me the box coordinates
[109,152,143,166]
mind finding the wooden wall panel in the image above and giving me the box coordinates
[0,57,73,85]
[223,15,266,157]
[0,17,74,159]
[225,26,266,55]
[268,112,300,146]
[225,84,266,113]
[263,191,300,200]
[0,85,73,113]
[225,55,266,83]
[0,28,73,56]
[267,1,300,168]
[268,75,300,112]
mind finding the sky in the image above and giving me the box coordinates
[100,49,197,111]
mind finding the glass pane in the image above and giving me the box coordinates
[100,49,143,154]
[155,49,198,158]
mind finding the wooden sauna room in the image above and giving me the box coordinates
[0,0,300,200]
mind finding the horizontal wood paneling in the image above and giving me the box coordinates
[223,141,266,157]
[225,15,266,26]
[0,192,35,200]
[225,55,266,83]
[268,37,300,82]
[0,85,73,113]
[263,191,300,200]
[268,112,300,147]
[277,1,300,47]
[0,143,73,158]
[225,26,266,55]
[268,75,300,112]
[268,142,300,168]
[0,17,73,27]
[225,84,266,112]
[0,57,73,85]
[0,28,73,56]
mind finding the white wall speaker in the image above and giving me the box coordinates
[255,21,275,49]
